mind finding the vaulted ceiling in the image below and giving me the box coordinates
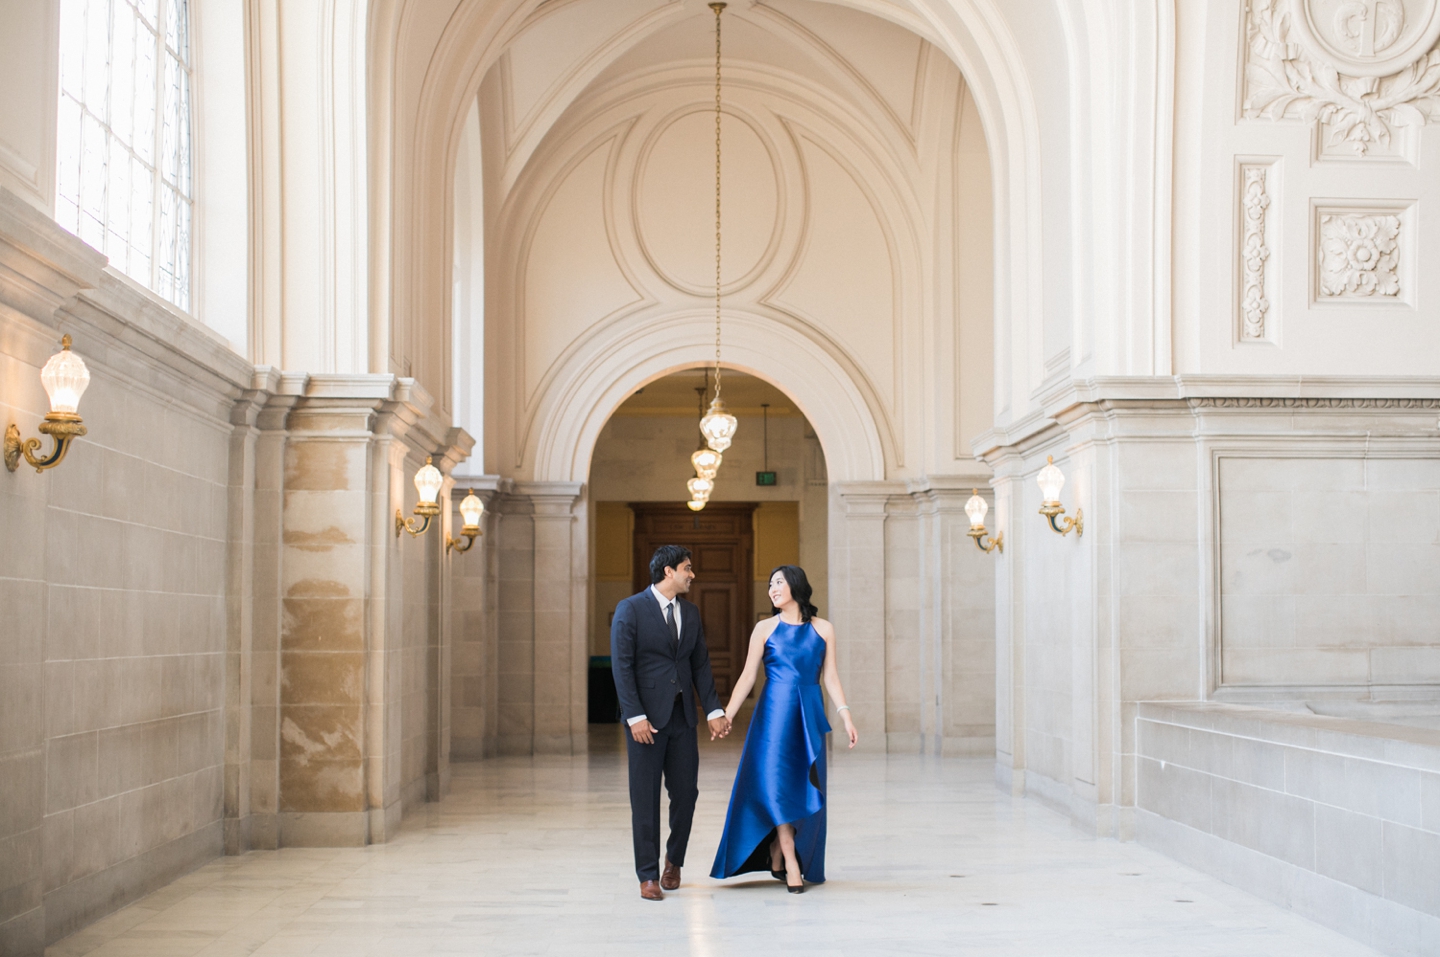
[487,0,952,197]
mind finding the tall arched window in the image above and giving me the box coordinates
[55,0,193,311]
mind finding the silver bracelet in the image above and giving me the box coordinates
[836,705,851,713]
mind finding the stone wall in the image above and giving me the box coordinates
[0,193,474,956]
[1136,701,1440,956]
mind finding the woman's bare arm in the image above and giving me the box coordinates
[813,618,858,748]
[724,617,777,720]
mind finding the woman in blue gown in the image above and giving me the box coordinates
[710,565,858,893]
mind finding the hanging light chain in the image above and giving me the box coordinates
[712,1,725,400]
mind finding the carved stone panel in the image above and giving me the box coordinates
[1243,0,1440,156]
[1238,160,1278,342]
[1313,205,1411,302]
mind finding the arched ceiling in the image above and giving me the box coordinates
[489,0,952,196]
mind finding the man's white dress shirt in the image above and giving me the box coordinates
[625,585,727,727]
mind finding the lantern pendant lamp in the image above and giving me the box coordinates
[698,2,738,456]
[690,386,722,480]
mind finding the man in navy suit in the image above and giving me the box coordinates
[611,544,731,901]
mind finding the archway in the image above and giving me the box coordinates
[586,368,830,734]
[439,0,1004,759]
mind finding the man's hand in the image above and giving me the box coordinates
[629,719,657,745]
[708,715,731,740]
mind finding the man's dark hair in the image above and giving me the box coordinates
[649,545,693,585]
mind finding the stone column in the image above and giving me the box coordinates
[829,482,900,753]
[221,371,279,854]
[987,451,1026,796]
[277,395,381,846]
[910,477,997,756]
[520,483,587,755]
[493,492,535,755]
[449,479,504,760]
[245,386,296,849]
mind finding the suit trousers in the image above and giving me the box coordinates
[625,695,699,882]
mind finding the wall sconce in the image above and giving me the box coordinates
[1037,455,1083,537]
[396,456,443,537]
[446,489,484,553]
[964,489,1003,553]
[6,335,90,473]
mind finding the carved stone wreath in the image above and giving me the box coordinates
[1244,0,1440,154]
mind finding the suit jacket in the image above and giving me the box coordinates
[610,588,723,730]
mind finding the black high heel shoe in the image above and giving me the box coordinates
[786,878,805,894]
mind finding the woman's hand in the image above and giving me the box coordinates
[841,711,857,749]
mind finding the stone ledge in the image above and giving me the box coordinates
[1137,700,1440,772]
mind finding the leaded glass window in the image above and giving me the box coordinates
[56,0,193,312]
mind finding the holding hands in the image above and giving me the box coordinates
[708,714,732,740]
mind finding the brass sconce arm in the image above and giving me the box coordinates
[5,415,87,473]
[967,525,1003,553]
[446,525,481,553]
[396,502,439,538]
[1039,502,1083,537]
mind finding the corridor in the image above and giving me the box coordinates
[48,731,1379,957]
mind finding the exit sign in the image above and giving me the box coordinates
[755,471,777,486]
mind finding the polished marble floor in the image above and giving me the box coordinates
[50,725,1382,957]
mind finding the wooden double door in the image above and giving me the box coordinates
[630,502,756,698]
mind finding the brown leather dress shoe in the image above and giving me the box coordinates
[660,859,681,890]
[639,880,664,901]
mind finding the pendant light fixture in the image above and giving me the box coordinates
[690,383,722,480]
[698,2,738,456]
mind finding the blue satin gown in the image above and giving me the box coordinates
[710,618,832,883]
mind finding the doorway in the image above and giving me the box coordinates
[630,502,755,697]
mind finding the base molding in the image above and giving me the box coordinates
[43,821,221,947]
[941,734,995,756]
[0,906,44,957]
[277,811,369,847]
[223,814,252,855]
[1137,809,1438,957]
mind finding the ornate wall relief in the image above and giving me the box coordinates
[1313,205,1410,302]
[1238,161,1277,341]
[1243,0,1440,156]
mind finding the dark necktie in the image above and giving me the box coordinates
[665,602,679,643]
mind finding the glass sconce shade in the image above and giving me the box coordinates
[687,476,714,498]
[700,397,738,453]
[691,447,722,479]
[446,488,484,553]
[41,335,90,414]
[396,456,443,537]
[458,490,484,531]
[1036,455,1065,504]
[414,457,444,506]
[5,335,90,474]
[965,490,989,529]
[687,499,706,511]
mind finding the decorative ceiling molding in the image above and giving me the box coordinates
[1243,0,1440,155]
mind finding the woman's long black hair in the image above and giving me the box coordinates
[769,565,819,623]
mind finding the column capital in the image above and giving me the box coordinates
[833,480,907,516]
[514,481,585,516]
